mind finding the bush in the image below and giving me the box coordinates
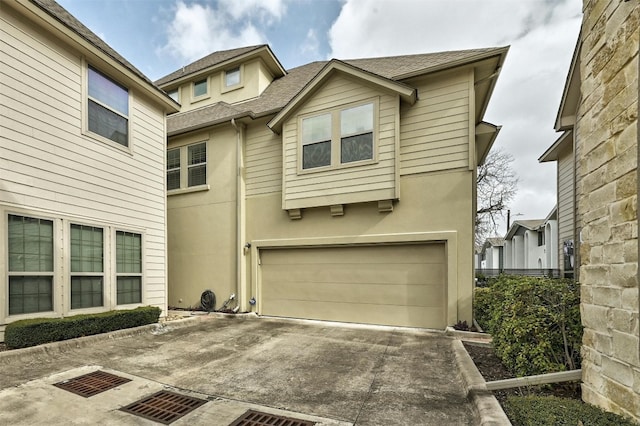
[474,275,582,376]
[5,306,161,349]
[504,395,636,426]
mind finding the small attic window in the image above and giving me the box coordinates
[225,67,240,87]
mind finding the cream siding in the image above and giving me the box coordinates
[557,146,575,270]
[400,70,471,175]
[0,5,168,325]
[245,118,282,196]
[282,74,398,210]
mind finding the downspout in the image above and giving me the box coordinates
[231,118,247,312]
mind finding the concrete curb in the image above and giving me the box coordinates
[0,315,205,363]
[452,339,512,425]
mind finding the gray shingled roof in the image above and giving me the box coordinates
[167,47,506,136]
[155,45,267,86]
[31,0,169,100]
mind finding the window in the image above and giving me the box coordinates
[193,78,207,98]
[70,224,104,309]
[188,143,207,187]
[167,89,179,102]
[87,66,129,146]
[301,101,375,170]
[167,148,180,190]
[116,231,142,305]
[225,67,241,87]
[8,215,54,315]
[538,231,545,247]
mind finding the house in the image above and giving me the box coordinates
[538,40,579,278]
[502,207,559,273]
[0,0,179,341]
[478,237,505,270]
[554,0,639,420]
[157,44,508,329]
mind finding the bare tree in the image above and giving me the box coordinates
[476,148,518,245]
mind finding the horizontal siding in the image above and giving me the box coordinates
[282,74,397,209]
[400,71,470,175]
[0,9,167,314]
[557,150,575,267]
[245,122,282,196]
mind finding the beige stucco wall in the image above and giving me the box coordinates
[166,127,238,308]
[245,169,475,325]
[577,0,639,420]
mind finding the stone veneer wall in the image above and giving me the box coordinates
[577,0,639,420]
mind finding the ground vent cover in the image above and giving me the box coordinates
[119,390,208,424]
[53,370,131,397]
[229,410,316,426]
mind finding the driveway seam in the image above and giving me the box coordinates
[352,329,396,425]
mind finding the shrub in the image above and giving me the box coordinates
[474,275,581,376]
[5,306,161,349]
[504,395,636,426]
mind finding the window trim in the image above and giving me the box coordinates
[167,88,180,103]
[221,65,244,93]
[82,61,132,152]
[166,147,181,191]
[167,141,210,195]
[115,230,144,306]
[69,223,105,310]
[297,98,379,174]
[192,77,210,102]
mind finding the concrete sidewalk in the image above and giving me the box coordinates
[0,315,499,425]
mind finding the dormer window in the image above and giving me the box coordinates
[193,78,208,98]
[225,67,240,87]
[300,100,376,171]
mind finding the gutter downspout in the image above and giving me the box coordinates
[231,118,247,312]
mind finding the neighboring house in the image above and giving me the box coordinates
[564,0,639,420]
[477,238,504,270]
[538,41,579,278]
[0,0,178,341]
[157,44,508,329]
[501,207,559,274]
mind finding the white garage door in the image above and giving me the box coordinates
[259,243,446,329]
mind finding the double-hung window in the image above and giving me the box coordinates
[301,101,375,170]
[70,224,104,309]
[193,78,208,98]
[166,142,207,191]
[8,215,54,315]
[116,231,142,305]
[225,67,241,87]
[87,66,129,146]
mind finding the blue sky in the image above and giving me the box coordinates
[57,0,583,235]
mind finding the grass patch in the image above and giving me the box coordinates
[504,395,636,426]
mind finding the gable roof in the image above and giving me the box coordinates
[268,59,417,134]
[539,130,572,162]
[505,219,546,240]
[24,0,178,111]
[155,45,286,87]
[166,46,508,137]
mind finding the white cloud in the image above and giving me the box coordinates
[300,29,320,56]
[328,0,582,233]
[159,0,286,63]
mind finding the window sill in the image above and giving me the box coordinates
[297,158,378,175]
[221,83,244,94]
[167,184,210,196]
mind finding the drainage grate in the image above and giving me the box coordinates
[119,390,208,424]
[229,410,316,426]
[53,370,131,397]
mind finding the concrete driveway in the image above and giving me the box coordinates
[0,315,482,425]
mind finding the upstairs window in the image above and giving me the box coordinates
[188,142,207,187]
[300,101,375,170]
[87,66,129,146]
[167,148,181,190]
[167,142,207,191]
[193,78,208,98]
[225,67,241,87]
[167,88,179,102]
[8,215,54,315]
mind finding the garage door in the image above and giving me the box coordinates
[260,243,446,329]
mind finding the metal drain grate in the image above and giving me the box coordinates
[120,390,208,424]
[229,410,316,426]
[53,370,131,397]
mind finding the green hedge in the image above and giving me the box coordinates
[5,306,161,349]
[474,275,582,376]
[504,395,636,426]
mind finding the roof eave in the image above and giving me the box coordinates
[554,35,581,131]
[539,130,573,162]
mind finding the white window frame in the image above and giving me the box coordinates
[192,77,210,101]
[115,230,144,306]
[167,141,210,195]
[83,61,132,152]
[298,98,378,173]
[69,223,105,311]
[221,65,244,93]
